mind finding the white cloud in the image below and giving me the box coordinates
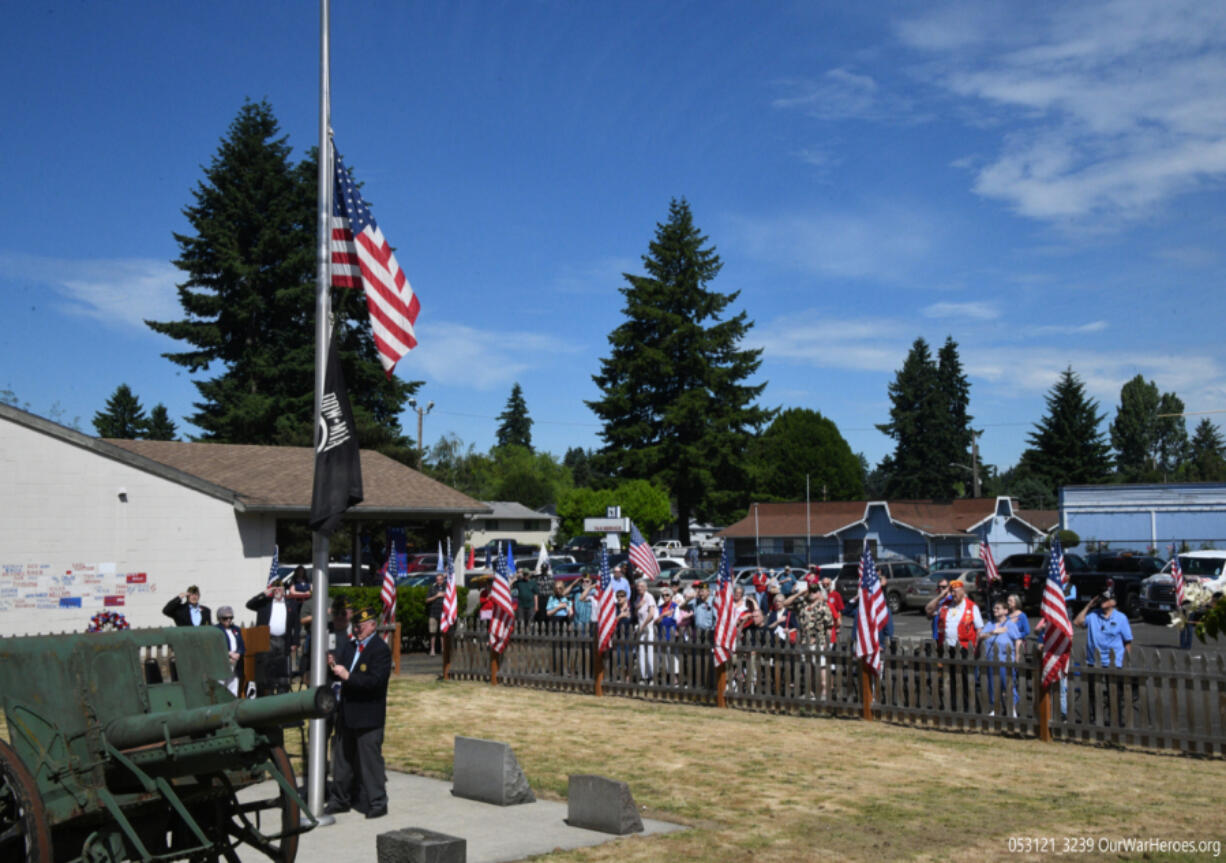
[923,301,1000,320]
[897,1,1226,226]
[410,320,581,390]
[0,253,180,330]
[772,67,924,123]
[550,256,637,295]
[729,204,938,282]
[1026,320,1108,336]
[749,313,911,374]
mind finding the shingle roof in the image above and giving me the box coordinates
[106,439,488,516]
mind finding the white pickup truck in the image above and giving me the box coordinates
[652,540,686,558]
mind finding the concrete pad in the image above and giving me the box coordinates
[236,770,684,863]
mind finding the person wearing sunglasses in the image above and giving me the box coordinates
[215,606,245,696]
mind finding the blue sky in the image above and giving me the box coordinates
[3,1,1224,478]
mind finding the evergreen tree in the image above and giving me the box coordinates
[495,383,533,451]
[750,408,863,501]
[587,198,770,542]
[1018,367,1112,497]
[1110,375,1160,480]
[93,384,148,439]
[1183,419,1226,481]
[144,404,178,441]
[146,100,415,456]
[936,336,975,493]
[563,447,606,489]
[1154,392,1189,480]
[877,338,948,498]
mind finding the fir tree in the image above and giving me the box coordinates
[1018,367,1112,496]
[936,336,975,494]
[495,383,533,451]
[750,408,863,501]
[144,404,178,441]
[877,338,947,498]
[1183,418,1226,481]
[146,100,415,456]
[1110,375,1160,481]
[1154,391,1189,480]
[587,198,769,541]
[93,384,148,439]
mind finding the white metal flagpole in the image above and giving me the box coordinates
[308,0,333,823]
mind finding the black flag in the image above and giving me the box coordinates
[309,335,364,535]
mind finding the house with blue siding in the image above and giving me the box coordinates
[719,497,1056,566]
[1060,483,1226,554]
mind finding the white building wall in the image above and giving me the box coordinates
[0,418,275,636]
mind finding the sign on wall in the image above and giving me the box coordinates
[0,561,157,613]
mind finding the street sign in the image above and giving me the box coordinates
[584,517,629,533]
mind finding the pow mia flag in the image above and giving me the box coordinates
[309,334,364,536]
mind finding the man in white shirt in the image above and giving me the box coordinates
[246,583,302,694]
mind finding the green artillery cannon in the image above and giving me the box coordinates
[0,626,335,862]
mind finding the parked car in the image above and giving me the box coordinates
[652,540,686,558]
[823,559,932,613]
[404,553,439,574]
[1140,550,1226,623]
[732,553,808,569]
[903,569,987,612]
[560,535,605,563]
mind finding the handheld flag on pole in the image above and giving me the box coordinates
[308,332,364,535]
[712,543,737,666]
[1040,541,1073,688]
[267,545,280,587]
[380,540,398,629]
[982,536,1000,584]
[330,147,419,377]
[488,549,515,653]
[441,539,458,634]
[1170,545,1186,608]
[854,545,888,677]
[505,542,517,577]
[628,521,660,580]
[595,544,616,653]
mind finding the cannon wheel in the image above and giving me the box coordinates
[269,746,300,863]
[214,746,299,863]
[0,739,52,863]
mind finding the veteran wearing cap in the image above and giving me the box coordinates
[162,584,212,627]
[325,606,392,819]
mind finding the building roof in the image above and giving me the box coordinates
[105,439,488,517]
[719,498,1057,540]
[475,500,553,520]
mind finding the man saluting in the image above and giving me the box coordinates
[325,606,391,819]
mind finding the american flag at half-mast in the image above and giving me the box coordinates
[380,539,398,628]
[712,543,738,666]
[595,544,617,653]
[981,537,1000,584]
[331,148,420,377]
[440,539,458,634]
[267,545,280,587]
[488,548,515,653]
[854,545,889,677]
[627,521,660,580]
[1170,545,1186,608]
[1040,542,1073,688]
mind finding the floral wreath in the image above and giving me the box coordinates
[87,610,131,632]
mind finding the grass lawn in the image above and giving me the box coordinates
[382,675,1224,862]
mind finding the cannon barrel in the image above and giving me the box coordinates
[105,686,335,750]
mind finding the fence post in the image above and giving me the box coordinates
[490,649,500,686]
[594,643,605,697]
[716,663,728,708]
[441,629,452,681]
[1037,682,1052,742]
[859,659,873,721]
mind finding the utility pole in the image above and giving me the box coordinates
[971,431,981,499]
[408,397,434,467]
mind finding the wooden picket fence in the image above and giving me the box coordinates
[445,621,1226,755]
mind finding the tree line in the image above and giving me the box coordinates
[81,100,1225,538]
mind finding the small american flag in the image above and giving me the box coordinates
[380,542,398,627]
[854,545,889,677]
[595,544,616,653]
[505,542,517,577]
[628,521,660,580]
[981,537,1000,584]
[267,545,280,587]
[488,549,515,654]
[1170,546,1186,608]
[440,539,458,634]
[712,543,738,666]
[1040,542,1073,688]
[331,148,419,377]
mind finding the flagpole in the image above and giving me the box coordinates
[308,0,333,823]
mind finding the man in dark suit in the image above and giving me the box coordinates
[325,606,391,819]
[246,583,302,694]
[162,585,212,627]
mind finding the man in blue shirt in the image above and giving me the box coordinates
[1074,588,1133,726]
[690,583,716,632]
